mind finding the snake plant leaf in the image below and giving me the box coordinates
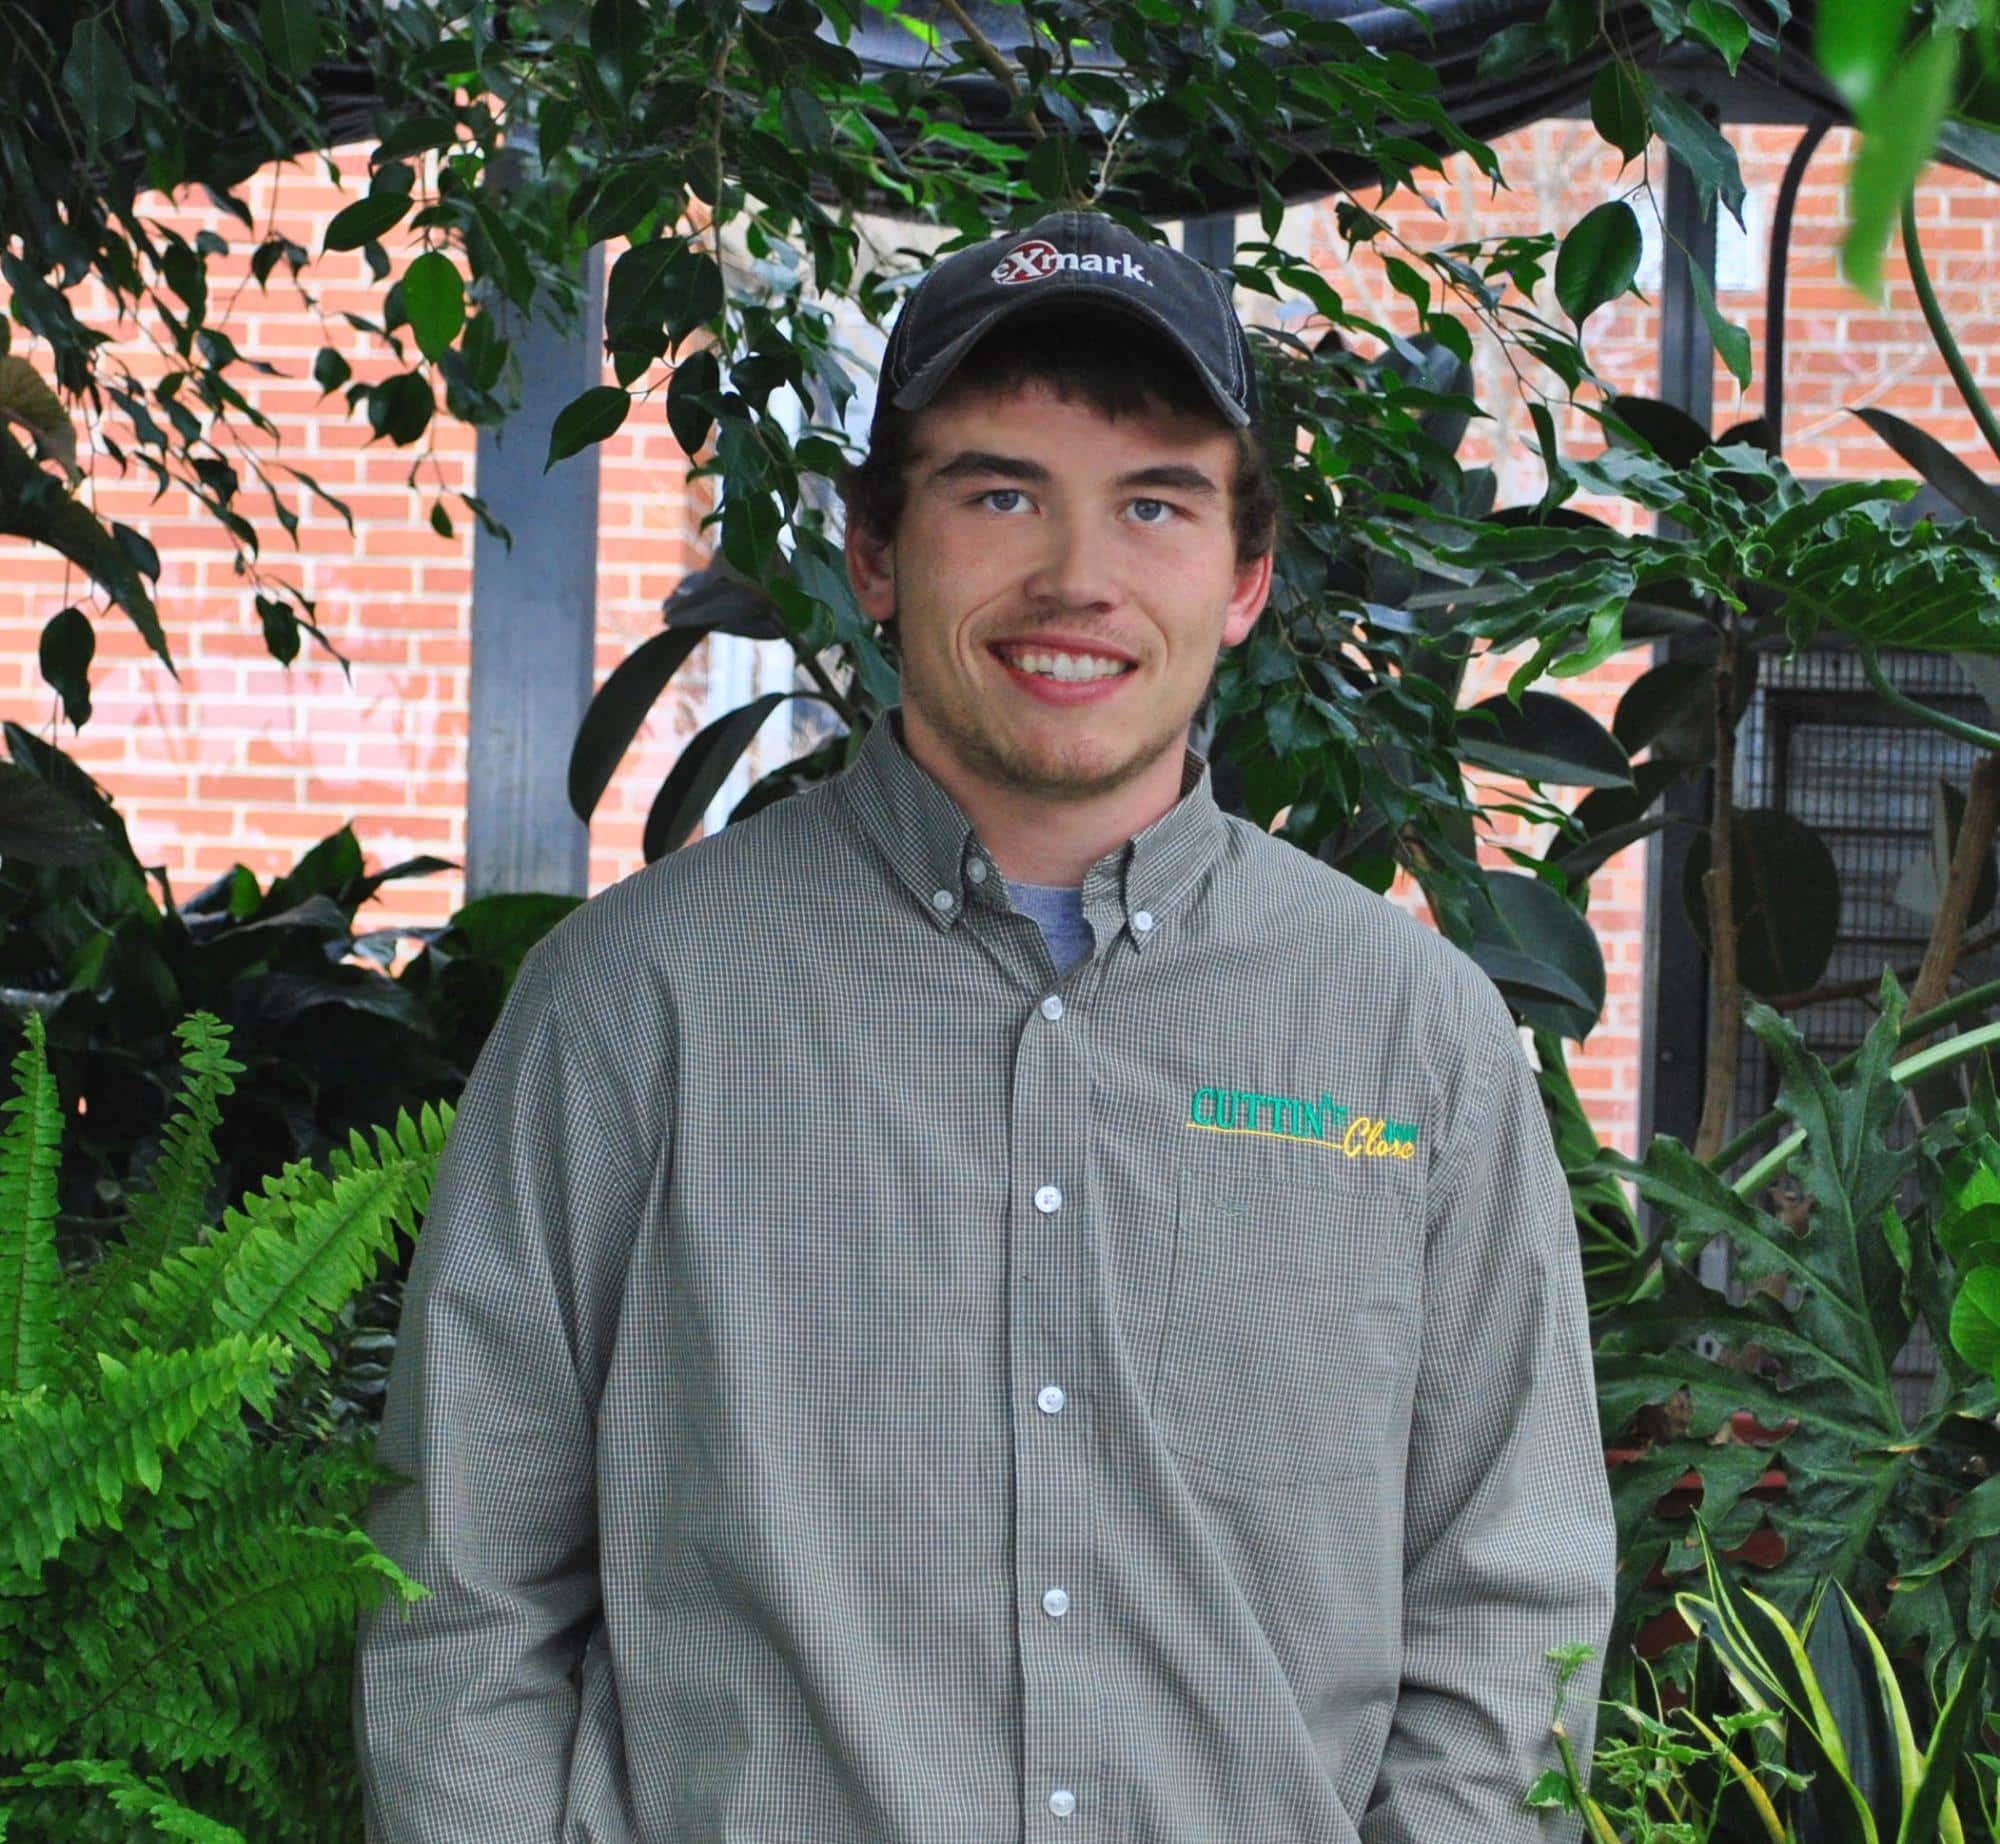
[1804,1582,1906,1841]
[1851,406,2000,539]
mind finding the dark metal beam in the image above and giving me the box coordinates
[1639,107,1722,1158]
[465,135,604,900]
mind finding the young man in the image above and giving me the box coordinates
[354,208,1616,1843]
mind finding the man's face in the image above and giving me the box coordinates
[847,379,1272,806]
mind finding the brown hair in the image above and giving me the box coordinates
[836,301,1282,572]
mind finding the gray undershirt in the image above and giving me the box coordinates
[1004,878,1094,977]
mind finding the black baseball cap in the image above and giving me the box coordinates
[872,208,1259,437]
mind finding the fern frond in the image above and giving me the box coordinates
[0,1010,65,1396]
[132,1105,449,1371]
[0,1336,288,1585]
[63,1018,243,1372]
[0,1755,246,1842]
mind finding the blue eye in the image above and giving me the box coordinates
[979,489,1027,512]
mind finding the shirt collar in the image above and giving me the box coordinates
[832,704,1228,951]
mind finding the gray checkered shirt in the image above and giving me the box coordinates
[353,706,1614,1843]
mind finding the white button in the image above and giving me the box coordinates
[1131,909,1154,933]
[1040,995,1064,1020]
[1034,1184,1063,1214]
[1037,1384,1066,1414]
[931,888,954,911]
[1042,1586,1070,1617]
[967,857,988,884]
[1049,1789,1076,1818]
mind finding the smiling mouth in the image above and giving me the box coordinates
[988,643,1137,683]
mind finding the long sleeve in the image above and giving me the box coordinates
[351,920,665,1842]
[1361,971,1616,1843]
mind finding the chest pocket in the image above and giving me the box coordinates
[1150,1131,1421,1491]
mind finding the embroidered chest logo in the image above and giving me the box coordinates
[1187,1086,1419,1161]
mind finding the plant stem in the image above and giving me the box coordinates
[1768,920,2000,1010]
[1902,190,2000,474]
[1694,632,1742,1162]
[1711,973,2000,1170]
[1859,645,2000,754]
[1911,752,2000,1020]
[1729,1017,2000,1197]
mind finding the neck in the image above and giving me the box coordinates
[895,705,1189,886]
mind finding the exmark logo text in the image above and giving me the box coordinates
[992,239,1151,287]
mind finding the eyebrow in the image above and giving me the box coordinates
[922,449,1221,499]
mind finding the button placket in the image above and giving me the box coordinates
[1010,971,1096,1837]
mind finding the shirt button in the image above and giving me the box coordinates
[1037,1384,1066,1414]
[1131,909,1155,933]
[1034,1184,1063,1214]
[1042,1586,1070,1618]
[1040,994,1064,1021]
[1049,1789,1076,1818]
[967,857,988,884]
[930,888,954,912]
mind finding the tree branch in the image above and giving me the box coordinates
[1694,636,1742,1162]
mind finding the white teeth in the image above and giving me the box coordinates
[1001,648,1131,681]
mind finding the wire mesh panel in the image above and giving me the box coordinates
[1725,644,1997,1425]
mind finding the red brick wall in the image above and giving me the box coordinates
[5,121,1992,1153]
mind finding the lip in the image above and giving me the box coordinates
[988,643,1138,706]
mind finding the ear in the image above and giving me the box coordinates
[846,515,897,625]
[1220,549,1274,648]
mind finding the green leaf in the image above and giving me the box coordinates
[1850,405,2000,538]
[1461,691,1632,788]
[545,386,630,470]
[589,0,647,106]
[568,626,710,822]
[667,347,720,459]
[1952,1267,2000,1377]
[1687,255,1753,389]
[312,347,351,394]
[62,20,135,144]
[38,606,94,728]
[1685,808,1842,997]
[365,372,433,446]
[1462,869,1606,1039]
[401,250,465,364]
[1648,85,1747,228]
[1817,0,1916,113]
[1555,201,1643,328]
[259,0,324,83]
[644,693,800,859]
[1845,31,1961,299]
[324,193,413,254]
[1590,61,1651,163]
[1688,0,1751,76]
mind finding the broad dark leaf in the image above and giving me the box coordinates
[324,193,413,254]
[567,626,709,823]
[1685,807,1841,997]
[1460,690,1631,788]
[545,386,630,469]
[1554,201,1642,328]
[401,250,465,364]
[38,606,94,729]
[0,763,104,865]
[1604,394,1713,467]
[1851,405,2000,539]
[643,693,798,861]
[1462,869,1605,1040]
[1589,60,1649,162]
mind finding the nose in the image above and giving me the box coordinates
[1022,512,1120,612]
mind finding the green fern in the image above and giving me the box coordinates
[61,1015,243,1385]
[0,1011,442,1844]
[0,1011,64,1396]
